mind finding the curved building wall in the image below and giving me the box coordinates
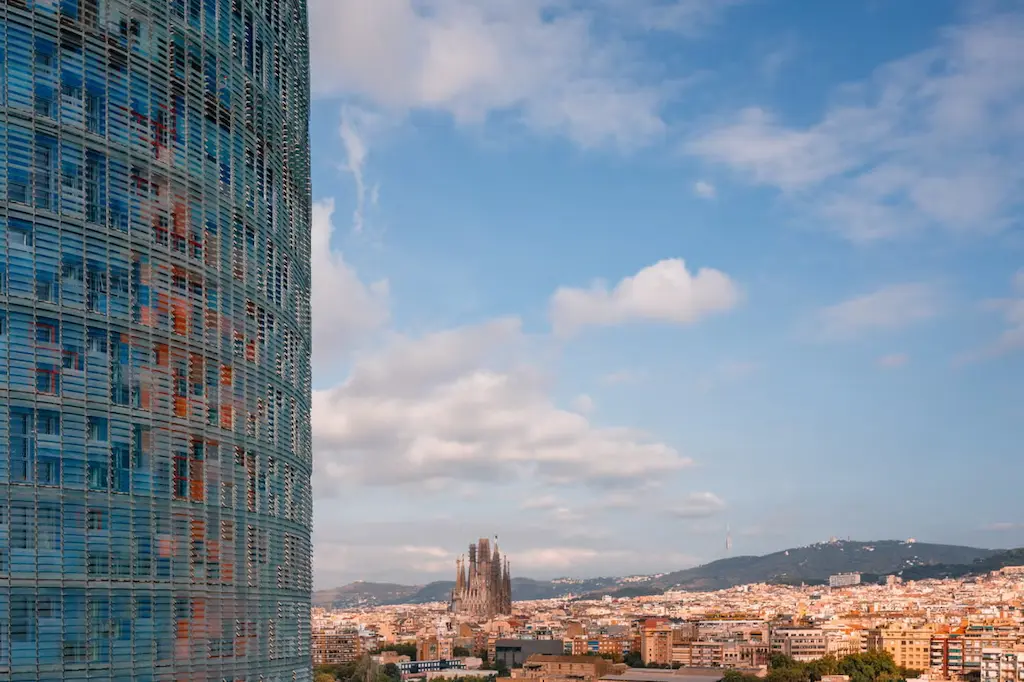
[0,0,313,680]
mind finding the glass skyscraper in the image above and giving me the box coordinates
[0,0,312,679]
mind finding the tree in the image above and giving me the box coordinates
[382,663,401,682]
[379,643,418,660]
[453,646,473,658]
[316,674,337,682]
[623,652,644,668]
[723,671,762,682]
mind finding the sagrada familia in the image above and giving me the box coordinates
[450,537,513,618]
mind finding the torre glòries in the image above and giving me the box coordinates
[450,537,513,617]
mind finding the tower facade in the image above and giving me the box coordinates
[0,0,312,679]
[450,537,512,618]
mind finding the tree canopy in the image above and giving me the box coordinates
[722,650,921,682]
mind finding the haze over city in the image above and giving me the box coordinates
[306,0,1024,589]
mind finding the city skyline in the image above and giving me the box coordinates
[306,0,1024,589]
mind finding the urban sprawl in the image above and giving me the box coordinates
[314,559,1024,682]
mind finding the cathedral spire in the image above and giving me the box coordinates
[449,536,513,618]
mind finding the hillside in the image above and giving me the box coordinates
[315,576,621,608]
[643,540,995,593]
[313,581,422,608]
[892,547,1024,581]
[314,540,1000,607]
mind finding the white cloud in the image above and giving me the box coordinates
[550,259,740,336]
[521,494,561,511]
[571,394,595,414]
[311,200,390,372]
[961,270,1024,361]
[601,369,645,385]
[878,353,910,369]
[312,518,702,585]
[308,0,686,149]
[599,0,750,36]
[818,283,940,340]
[339,106,383,235]
[983,522,1024,532]
[693,180,717,199]
[315,543,454,579]
[515,547,601,571]
[312,319,693,496]
[670,491,726,519]
[688,10,1024,241]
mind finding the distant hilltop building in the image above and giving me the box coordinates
[450,537,513,617]
[829,572,862,588]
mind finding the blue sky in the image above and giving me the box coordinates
[304,0,1024,588]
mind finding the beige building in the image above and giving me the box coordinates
[513,654,617,682]
[964,626,1022,674]
[869,624,934,672]
[641,620,674,666]
[313,629,363,666]
[418,636,455,662]
[770,628,829,662]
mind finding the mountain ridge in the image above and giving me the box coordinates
[313,539,1012,608]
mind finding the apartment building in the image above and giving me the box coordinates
[314,629,364,666]
[965,626,1022,674]
[771,628,829,662]
[565,635,634,659]
[641,620,674,666]
[931,631,966,678]
[870,624,935,672]
[830,574,863,589]
[419,636,455,662]
[980,649,1024,682]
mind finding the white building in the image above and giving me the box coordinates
[981,648,1024,682]
[829,573,862,588]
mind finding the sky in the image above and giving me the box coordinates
[304,0,1024,589]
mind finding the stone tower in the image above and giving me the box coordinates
[450,537,513,617]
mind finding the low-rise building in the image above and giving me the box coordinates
[512,654,617,682]
[399,659,467,677]
[495,639,567,669]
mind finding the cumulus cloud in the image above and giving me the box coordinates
[311,200,390,371]
[670,492,726,519]
[693,180,717,199]
[550,259,740,336]
[312,319,692,496]
[688,10,1024,240]
[818,283,940,340]
[571,394,595,414]
[308,0,684,148]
